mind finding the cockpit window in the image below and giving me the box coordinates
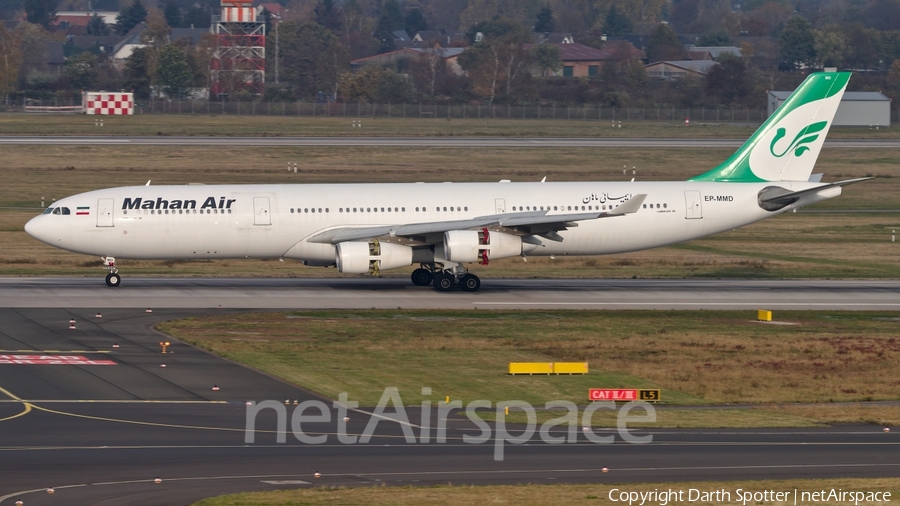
[61,207,70,215]
[52,208,61,215]
[42,207,54,215]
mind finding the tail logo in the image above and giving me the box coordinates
[769,120,828,158]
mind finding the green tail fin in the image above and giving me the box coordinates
[690,72,850,183]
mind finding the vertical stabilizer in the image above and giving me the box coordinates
[691,72,850,182]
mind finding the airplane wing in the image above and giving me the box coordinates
[307,194,647,244]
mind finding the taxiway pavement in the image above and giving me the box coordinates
[0,277,898,310]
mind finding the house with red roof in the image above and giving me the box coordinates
[53,11,118,34]
[351,47,466,75]
[524,41,642,78]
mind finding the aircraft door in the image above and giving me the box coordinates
[253,197,271,225]
[495,198,506,214]
[97,198,114,227]
[684,191,702,219]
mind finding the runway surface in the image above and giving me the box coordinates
[0,308,897,505]
[1,277,898,310]
[0,135,898,148]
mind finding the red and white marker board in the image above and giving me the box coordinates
[0,355,116,365]
[83,92,133,115]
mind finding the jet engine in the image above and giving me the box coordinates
[335,240,413,274]
[444,229,535,265]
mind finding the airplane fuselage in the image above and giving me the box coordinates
[25,180,830,263]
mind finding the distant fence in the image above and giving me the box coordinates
[6,99,900,124]
[138,100,773,124]
[23,105,82,114]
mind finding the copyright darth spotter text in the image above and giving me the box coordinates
[608,488,892,506]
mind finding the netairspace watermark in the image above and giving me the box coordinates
[244,386,656,461]
[608,488,892,506]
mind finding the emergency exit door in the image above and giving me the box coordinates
[97,198,114,227]
[253,197,271,225]
[684,191,703,219]
[495,198,506,214]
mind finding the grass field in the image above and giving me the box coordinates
[191,477,900,506]
[1,145,893,208]
[158,310,900,424]
[1,113,898,138]
[1,145,897,279]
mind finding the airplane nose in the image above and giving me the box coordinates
[24,216,45,242]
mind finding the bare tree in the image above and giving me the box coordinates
[0,23,21,102]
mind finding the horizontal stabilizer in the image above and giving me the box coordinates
[759,177,872,206]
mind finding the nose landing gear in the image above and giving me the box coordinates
[102,257,121,287]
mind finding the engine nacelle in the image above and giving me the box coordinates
[335,240,413,274]
[444,230,480,263]
[444,229,534,264]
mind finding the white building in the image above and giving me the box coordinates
[768,90,891,127]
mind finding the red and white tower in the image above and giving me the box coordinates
[210,0,265,97]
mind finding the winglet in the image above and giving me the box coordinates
[607,194,646,216]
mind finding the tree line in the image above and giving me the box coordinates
[2,0,900,108]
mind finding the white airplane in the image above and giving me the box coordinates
[26,71,867,292]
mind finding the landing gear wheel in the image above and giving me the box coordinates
[459,274,481,292]
[105,272,121,287]
[433,272,456,292]
[411,268,433,286]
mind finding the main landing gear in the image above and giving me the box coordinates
[411,267,433,286]
[102,256,121,287]
[411,265,481,292]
